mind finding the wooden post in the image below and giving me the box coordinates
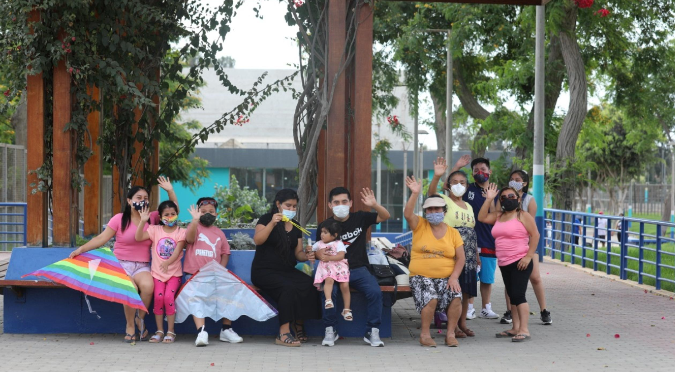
[52,56,76,246]
[84,85,102,236]
[26,9,47,247]
[350,3,374,213]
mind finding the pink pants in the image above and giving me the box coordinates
[153,276,181,316]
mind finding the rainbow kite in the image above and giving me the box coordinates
[23,248,147,313]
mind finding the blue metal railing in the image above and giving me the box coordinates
[394,231,412,250]
[545,208,675,292]
[0,202,27,251]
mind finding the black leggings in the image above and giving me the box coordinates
[500,260,534,306]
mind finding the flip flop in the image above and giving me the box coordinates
[135,311,148,341]
[495,330,518,338]
[511,334,531,342]
[460,328,475,337]
[123,333,136,343]
[454,329,467,338]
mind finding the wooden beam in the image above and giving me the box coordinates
[52,57,76,246]
[317,129,327,222]
[350,2,374,213]
[25,9,46,247]
[84,85,101,236]
[324,0,348,212]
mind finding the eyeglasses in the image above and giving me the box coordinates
[500,194,518,201]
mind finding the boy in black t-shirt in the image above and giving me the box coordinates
[314,186,391,347]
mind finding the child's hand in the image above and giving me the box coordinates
[188,205,202,221]
[160,261,170,273]
[139,206,151,222]
[157,176,173,192]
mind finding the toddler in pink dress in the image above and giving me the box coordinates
[312,221,352,321]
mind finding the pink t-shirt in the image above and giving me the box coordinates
[147,225,186,282]
[183,223,230,275]
[108,213,152,262]
[149,211,160,225]
[492,217,530,266]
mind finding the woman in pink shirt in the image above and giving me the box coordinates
[478,183,540,343]
[70,178,178,342]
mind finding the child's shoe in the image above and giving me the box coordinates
[220,328,243,343]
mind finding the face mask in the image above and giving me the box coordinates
[199,213,217,227]
[501,199,519,212]
[450,183,466,197]
[473,171,490,184]
[426,212,445,225]
[161,216,178,227]
[282,209,296,220]
[132,200,148,211]
[509,181,524,192]
[332,205,350,219]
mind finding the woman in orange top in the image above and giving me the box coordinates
[404,176,465,347]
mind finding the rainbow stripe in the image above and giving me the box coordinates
[23,248,146,312]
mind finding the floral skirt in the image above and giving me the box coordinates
[313,259,350,289]
[410,275,462,314]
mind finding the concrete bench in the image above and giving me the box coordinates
[1,248,409,337]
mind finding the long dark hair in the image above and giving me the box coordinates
[121,186,149,232]
[269,189,299,264]
[510,170,530,194]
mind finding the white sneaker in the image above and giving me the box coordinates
[322,326,339,347]
[466,308,476,320]
[195,330,209,347]
[219,328,243,343]
[364,328,384,347]
[478,303,499,319]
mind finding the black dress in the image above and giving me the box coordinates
[251,213,320,325]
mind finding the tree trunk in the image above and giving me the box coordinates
[455,59,490,159]
[552,5,587,211]
[514,35,566,165]
[430,91,446,160]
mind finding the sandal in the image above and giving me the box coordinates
[420,335,437,347]
[341,309,353,321]
[511,334,531,342]
[135,311,148,341]
[454,329,467,339]
[495,330,518,338]
[324,299,334,309]
[123,333,136,343]
[163,331,176,344]
[444,336,459,347]
[149,331,164,343]
[292,322,308,343]
[459,327,475,337]
[275,332,301,347]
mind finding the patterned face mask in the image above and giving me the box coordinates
[132,200,148,211]
[426,212,445,225]
[509,181,524,191]
[161,215,178,227]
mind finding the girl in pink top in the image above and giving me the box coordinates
[478,183,540,343]
[136,201,186,343]
[70,177,179,343]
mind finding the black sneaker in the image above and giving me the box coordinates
[541,309,552,325]
[500,310,512,324]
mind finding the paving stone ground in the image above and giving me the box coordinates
[1,259,674,372]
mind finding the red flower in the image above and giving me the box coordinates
[68,67,73,73]
[71,37,76,42]
[66,49,71,53]
[4,90,10,97]
[575,0,594,8]
[294,0,304,7]
[594,9,610,17]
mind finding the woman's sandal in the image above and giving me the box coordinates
[292,322,308,343]
[324,299,334,309]
[123,333,136,343]
[419,335,437,347]
[135,311,149,341]
[163,331,176,344]
[511,334,531,342]
[460,327,475,337]
[454,329,467,339]
[341,309,353,321]
[275,332,301,347]
[445,336,459,347]
[495,330,518,338]
[149,331,164,343]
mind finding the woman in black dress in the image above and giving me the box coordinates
[252,189,319,347]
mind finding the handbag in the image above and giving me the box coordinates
[371,264,397,286]
[387,244,410,267]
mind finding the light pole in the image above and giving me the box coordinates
[417,130,429,214]
[402,141,409,231]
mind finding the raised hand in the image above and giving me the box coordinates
[454,154,471,170]
[433,157,448,176]
[405,176,422,194]
[157,176,173,192]
[188,205,202,221]
[360,187,378,208]
[139,206,151,222]
[485,183,499,200]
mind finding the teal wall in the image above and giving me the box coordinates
[159,168,230,222]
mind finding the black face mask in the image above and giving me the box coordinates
[501,199,519,212]
[199,213,217,227]
[132,200,148,211]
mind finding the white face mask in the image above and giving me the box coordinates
[450,183,466,197]
[332,205,350,219]
[281,209,296,220]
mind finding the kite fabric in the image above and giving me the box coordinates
[175,261,278,323]
[22,248,147,312]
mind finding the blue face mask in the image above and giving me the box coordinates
[282,209,296,220]
[426,212,445,225]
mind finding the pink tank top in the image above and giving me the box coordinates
[491,217,529,266]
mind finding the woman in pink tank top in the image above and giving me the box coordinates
[478,183,540,343]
